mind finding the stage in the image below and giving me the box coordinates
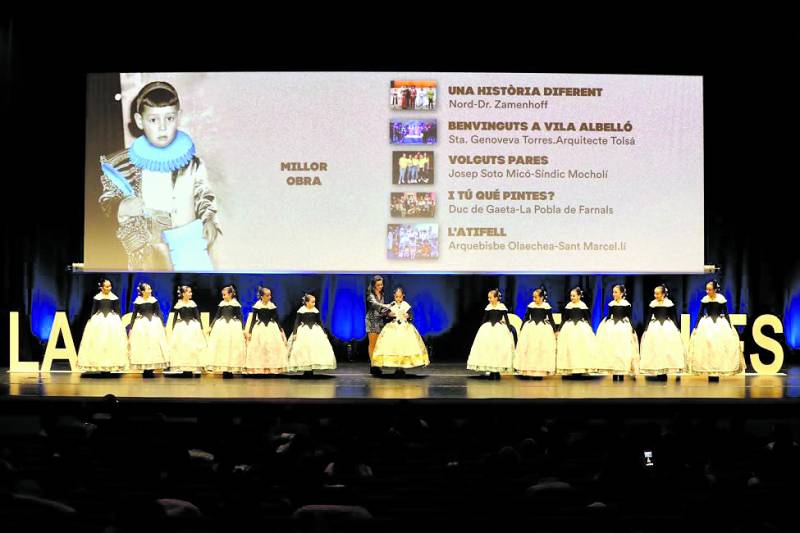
[2,363,798,405]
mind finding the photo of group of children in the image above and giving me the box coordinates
[390,120,437,145]
[390,80,437,111]
[390,193,437,218]
[387,80,439,261]
[386,224,439,260]
[392,151,434,185]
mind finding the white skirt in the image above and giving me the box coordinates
[466,322,515,373]
[245,322,289,374]
[596,318,640,374]
[687,317,745,375]
[129,316,170,370]
[207,319,246,373]
[639,320,685,374]
[556,321,599,374]
[287,325,337,371]
[372,321,430,369]
[514,321,556,376]
[169,320,207,372]
[77,313,129,372]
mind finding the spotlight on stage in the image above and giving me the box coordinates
[68,262,85,272]
[703,264,719,273]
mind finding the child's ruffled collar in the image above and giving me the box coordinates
[129,130,196,172]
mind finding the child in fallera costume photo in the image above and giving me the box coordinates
[98,81,221,271]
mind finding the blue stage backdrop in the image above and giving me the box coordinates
[787,282,800,350]
[17,266,799,366]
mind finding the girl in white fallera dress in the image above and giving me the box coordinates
[556,287,599,375]
[372,286,430,376]
[687,280,745,376]
[128,282,170,376]
[514,286,557,377]
[596,284,640,379]
[244,287,289,375]
[77,278,129,373]
[207,285,246,377]
[169,285,207,375]
[287,293,337,376]
[466,289,516,379]
[639,284,686,376]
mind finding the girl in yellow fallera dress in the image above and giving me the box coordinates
[372,286,430,376]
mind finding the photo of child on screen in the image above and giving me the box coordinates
[98,81,221,271]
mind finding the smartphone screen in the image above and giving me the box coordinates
[643,450,655,467]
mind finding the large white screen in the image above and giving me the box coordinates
[84,72,703,273]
